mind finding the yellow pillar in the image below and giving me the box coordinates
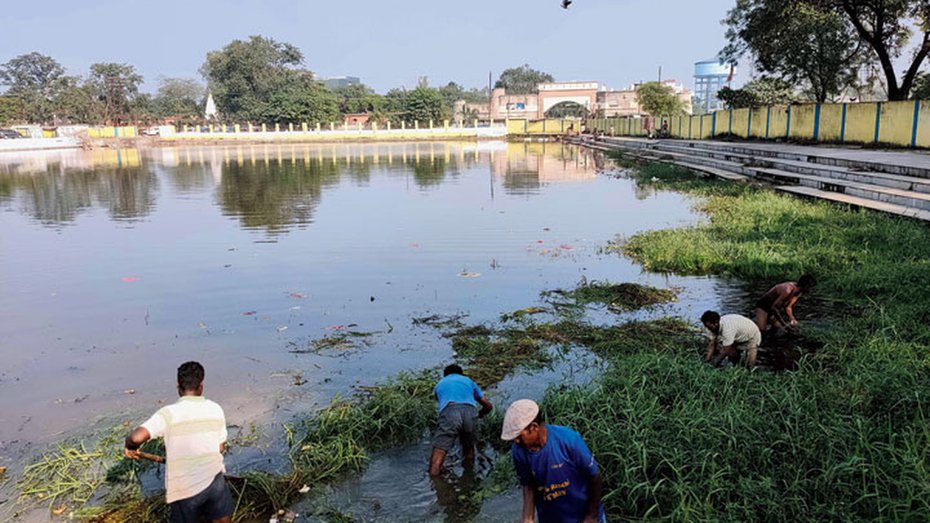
[274,123,280,132]
[357,122,362,131]
[429,119,434,129]
[330,122,334,131]
[261,123,267,133]
[234,124,240,133]
[316,123,321,132]
[474,119,479,129]
[288,123,293,132]
[301,122,308,132]
[372,122,378,131]
[444,120,449,130]
[344,121,348,131]
[415,120,419,130]
[209,124,214,133]
[387,121,392,131]
[402,121,406,130]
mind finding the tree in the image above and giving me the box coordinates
[0,96,24,125]
[718,77,800,108]
[87,63,144,124]
[54,77,102,124]
[723,0,930,101]
[831,0,930,101]
[913,71,930,100]
[494,65,554,94]
[333,83,384,115]
[153,77,204,120]
[722,1,859,102]
[636,82,684,116]
[0,52,66,124]
[263,74,340,124]
[403,85,447,123]
[201,35,306,120]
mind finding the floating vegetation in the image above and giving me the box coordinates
[499,307,548,322]
[543,280,677,313]
[288,330,378,355]
[412,312,469,330]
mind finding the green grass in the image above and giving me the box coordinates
[534,160,930,520]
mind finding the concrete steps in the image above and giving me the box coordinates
[590,136,930,221]
[776,185,930,221]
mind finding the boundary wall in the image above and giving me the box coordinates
[579,101,930,148]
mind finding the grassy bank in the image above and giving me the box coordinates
[538,160,930,520]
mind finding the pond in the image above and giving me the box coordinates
[0,141,744,521]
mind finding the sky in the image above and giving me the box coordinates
[1,0,747,94]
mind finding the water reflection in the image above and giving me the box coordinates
[218,156,340,234]
[492,142,598,196]
[0,149,156,224]
[0,142,601,233]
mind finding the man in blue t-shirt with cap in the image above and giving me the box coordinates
[502,399,606,523]
[429,364,494,476]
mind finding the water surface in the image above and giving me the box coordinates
[0,141,743,520]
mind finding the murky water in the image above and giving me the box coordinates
[0,141,778,520]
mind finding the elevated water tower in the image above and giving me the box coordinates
[694,60,733,113]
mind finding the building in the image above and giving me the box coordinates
[597,80,693,118]
[323,76,361,90]
[455,79,692,123]
[694,60,734,113]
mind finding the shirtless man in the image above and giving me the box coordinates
[754,274,816,333]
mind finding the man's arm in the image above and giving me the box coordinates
[713,344,736,367]
[583,472,604,523]
[521,484,536,523]
[477,397,493,418]
[704,336,716,362]
[784,295,801,326]
[124,427,151,459]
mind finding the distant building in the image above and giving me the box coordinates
[454,79,692,123]
[694,60,734,113]
[597,80,693,117]
[323,76,361,90]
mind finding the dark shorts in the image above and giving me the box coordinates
[432,403,478,451]
[170,472,234,523]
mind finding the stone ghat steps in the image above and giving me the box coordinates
[601,137,930,179]
[588,136,930,221]
[776,185,930,221]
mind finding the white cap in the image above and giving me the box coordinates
[501,399,540,441]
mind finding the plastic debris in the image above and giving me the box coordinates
[298,485,310,494]
[560,244,574,250]
[288,292,307,299]
[121,277,139,282]
[277,326,288,332]
[124,389,136,395]
[243,311,257,316]
[458,271,482,278]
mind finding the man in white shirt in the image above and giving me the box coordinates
[124,361,232,523]
[701,310,763,367]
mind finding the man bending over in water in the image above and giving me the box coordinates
[754,274,816,333]
[701,311,763,367]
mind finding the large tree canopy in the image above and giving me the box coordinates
[722,1,859,102]
[0,52,67,123]
[636,82,685,116]
[87,63,144,124]
[723,0,930,101]
[494,65,554,94]
[201,35,306,120]
[718,77,800,108]
[153,77,204,120]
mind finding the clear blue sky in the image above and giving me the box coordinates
[1,0,744,94]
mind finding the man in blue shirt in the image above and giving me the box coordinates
[502,399,606,523]
[429,364,493,476]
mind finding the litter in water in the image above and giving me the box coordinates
[458,271,481,278]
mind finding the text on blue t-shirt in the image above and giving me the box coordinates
[512,424,605,523]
